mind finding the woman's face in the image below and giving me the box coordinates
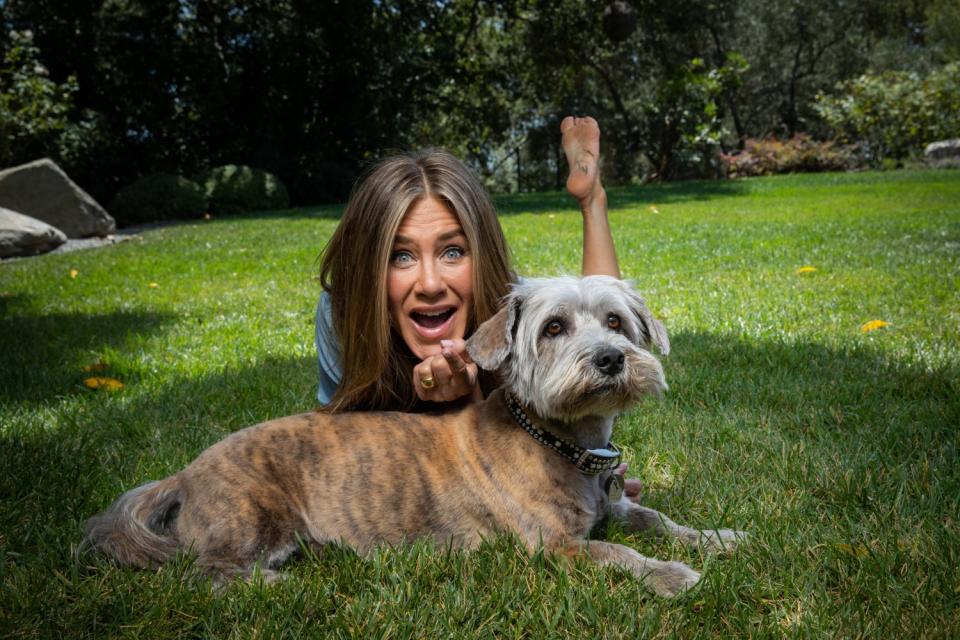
[387,196,474,359]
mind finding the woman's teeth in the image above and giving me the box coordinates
[412,308,454,329]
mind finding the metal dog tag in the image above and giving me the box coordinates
[604,474,624,503]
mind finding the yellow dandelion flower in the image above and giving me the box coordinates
[861,320,891,333]
[649,205,660,214]
[796,266,817,274]
[148,282,159,288]
[69,269,79,279]
[83,376,124,392]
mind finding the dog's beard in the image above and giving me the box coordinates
[512,349,666,423]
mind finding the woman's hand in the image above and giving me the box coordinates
[413,339,482,403]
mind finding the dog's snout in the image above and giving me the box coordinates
[593,346,625,376]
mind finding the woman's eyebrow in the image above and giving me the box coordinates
[393,229,467,246]
[437,229,467,243]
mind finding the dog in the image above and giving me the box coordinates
[83,275,745,597]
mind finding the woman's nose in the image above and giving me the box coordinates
[415,260,446,297]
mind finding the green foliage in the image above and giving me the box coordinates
[815,63,960,165]
[1,1,957,199]
[512,2,750,183]
[0,30,95,168]
[648,55,748,179]
[927,0,960,60]
[201,165,290,215]
[720,134,861,177]
[721,0,874,137]
[109,173,208,224]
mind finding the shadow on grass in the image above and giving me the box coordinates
[666,331,958,418]
[170,179,751,224]
[494,180,749,215]
[655,331,959,516]
[0,304,178,403]
[109,205,346,234]
[0,302,176,402]
[1,333,957,559]
[662,331,958,461]
[106,169,960,231]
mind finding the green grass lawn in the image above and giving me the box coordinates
[2,170,958,638]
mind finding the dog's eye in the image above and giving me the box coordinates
[543,320,564,337]
[607,314,622,331]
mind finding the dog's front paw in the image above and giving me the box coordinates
[698,528,748,554]
[648,561,701,598]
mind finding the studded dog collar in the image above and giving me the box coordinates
[505,392,622,475]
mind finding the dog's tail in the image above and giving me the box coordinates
[81,477,183,569]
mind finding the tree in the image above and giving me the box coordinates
[2,0,956,208]
[3,0,532,202]
[0,29,96,169]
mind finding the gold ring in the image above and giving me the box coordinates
[420,377,435,389]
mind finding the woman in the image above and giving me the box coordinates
[315,116,618,412]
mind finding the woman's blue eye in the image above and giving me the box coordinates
[391,251,413,265]
[442,247,465,260]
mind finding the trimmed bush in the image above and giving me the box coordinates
[719,135,860,178]
[109,173,207,224]
[201,165,290,215]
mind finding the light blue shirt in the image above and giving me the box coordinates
[314,292,342,404]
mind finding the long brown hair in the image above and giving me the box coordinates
[319,150,513,412]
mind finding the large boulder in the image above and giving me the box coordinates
[924,139,960,161]
[0,207,67,258]
[0,159,115,238]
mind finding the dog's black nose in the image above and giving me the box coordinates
[593,346,625,376]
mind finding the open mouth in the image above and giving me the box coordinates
[411,307,456,330]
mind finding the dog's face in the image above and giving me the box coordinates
[467,276,669,422]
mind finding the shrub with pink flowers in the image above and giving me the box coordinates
[719,135,861,178]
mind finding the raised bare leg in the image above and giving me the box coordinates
[560,116,619,278]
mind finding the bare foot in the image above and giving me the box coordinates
[614,463,643,504]
[561,116,602,205]
[624,478,643,503]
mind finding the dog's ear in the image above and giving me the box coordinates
[467,298,520,370]
[619,281,670,355]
